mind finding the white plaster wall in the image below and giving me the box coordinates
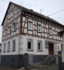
[54,43,58,55]
[1,36,19,55]
[19,35,48,55]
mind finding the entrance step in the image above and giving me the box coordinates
[42,55,55,65]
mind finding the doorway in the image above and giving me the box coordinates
[49,43,53,55]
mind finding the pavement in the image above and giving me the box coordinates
[31,64,58,70]
[0,64,58,70]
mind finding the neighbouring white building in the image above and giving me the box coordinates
[1,2,64,68]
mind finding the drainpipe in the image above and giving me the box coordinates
[18,9,23,55]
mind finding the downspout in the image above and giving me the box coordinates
[18,9,23,55]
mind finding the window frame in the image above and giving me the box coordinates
[38,23,42,32]
[8,26,11,34]
[27,39,33,51]
[49,27,52,35]
[37,40,43,52]
[3,43,6,53]
[28,20,33,30]
[12,39,16,51]
[4,29,6,36]
[7,41,10,52]
[13,23,16,31]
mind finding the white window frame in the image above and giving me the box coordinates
[38,23,42,32]
[27,39,33,51]
[28,21,33,30]
[49,27,52,35]
[13,23,16,31]
[12,40,16,51]
[7,41,10,52]
[37,40,42,52]
[3,43,6,52]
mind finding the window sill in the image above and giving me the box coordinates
[37,50,43,52]
[27,50,33,51]
[12,50,15,52]
[38,31,42,33]
[7,51,10,52]
[28,29,33,31]
[13,30,16,32]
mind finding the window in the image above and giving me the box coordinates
[8,26,11,34]
[49,27,52,35]
[28,21,33,30]
[12,40,15,51]
[3,43,6,53]
[37,41,42,51]
[4,29,6,36]
[45,41,48,48]
[13,23,16,31]
[38,24,42,32]
[61,44,63,51]
[27,39,33,51]
[7,42,10,52]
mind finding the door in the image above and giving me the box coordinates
[49,43,53,55]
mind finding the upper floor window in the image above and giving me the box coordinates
[8,26,11,34]
[7,42,10,52]
[4,29,6,36]
[38,24,42,32]
[49,27,52,35]
[3,43,6,53]
[28,21,33,30]
[27,39,33,51]
[12,40,15,51]
[13,23,16,31]
[37,40,42,52]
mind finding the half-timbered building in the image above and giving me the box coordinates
[1,2,64,68]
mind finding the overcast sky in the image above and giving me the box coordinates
[0,0,64,43]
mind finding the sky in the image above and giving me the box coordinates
[0,0,64,43]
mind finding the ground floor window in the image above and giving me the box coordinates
[7,42,10,52]
[27,39,33,51]
[12,40,16,51]
[3,43,6,53]
[37,40,42,52]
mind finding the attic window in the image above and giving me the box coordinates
[8,13,13,20]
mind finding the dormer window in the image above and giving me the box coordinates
[13,23,16,31]
[28,21,33,30]
[49,27,52,35]
[8,26,11,34]
[38,24,42,32]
